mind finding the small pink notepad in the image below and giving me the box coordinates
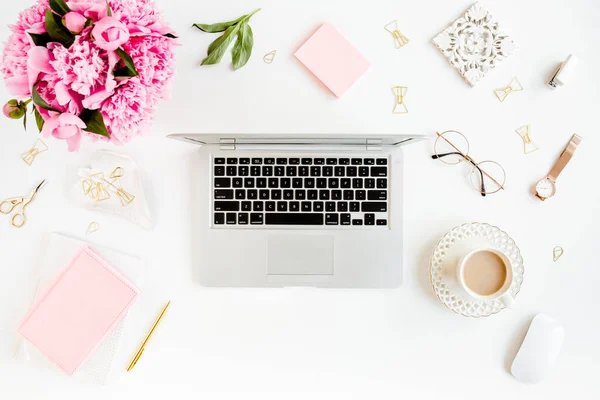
[295,23,370,97]
[18,246,139,375]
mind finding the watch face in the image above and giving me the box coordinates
[536,178,556,199]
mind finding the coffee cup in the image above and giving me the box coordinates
[456,248,515,307]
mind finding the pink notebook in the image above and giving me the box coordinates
[18,246,139,375]
[295,23,370,97]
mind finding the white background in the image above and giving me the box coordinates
[1,0,599,398]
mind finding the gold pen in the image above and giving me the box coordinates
[127,301,171,372]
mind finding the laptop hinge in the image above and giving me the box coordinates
[366,139,383,151]
[219,138,236,150]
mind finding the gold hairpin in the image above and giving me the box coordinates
[20,139,49,166]
[384,21,409,49]
[86,221,100,236]
[553,246,564,262]
[392,86,408,114]
[515,125,539,154]
[263,50,276,64]
[494,78,523,102]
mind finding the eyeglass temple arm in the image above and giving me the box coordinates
[433,152,488,196]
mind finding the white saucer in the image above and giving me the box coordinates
[429,222,525,318]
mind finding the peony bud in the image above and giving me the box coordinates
[3,99,25,119]
[63,12,88,34]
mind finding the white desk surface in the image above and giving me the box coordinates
[1,0,599,398]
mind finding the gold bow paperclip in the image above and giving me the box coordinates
[392,86,408,114]
[516,125,539,154]
[81,168,135,206]
[20,139,49,166]
[263,50,276,64]
[384,21,409,49]
[494,78,523,102]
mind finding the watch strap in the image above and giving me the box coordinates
[548,134,581,181]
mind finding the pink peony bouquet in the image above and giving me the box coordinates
[1,0,176,151]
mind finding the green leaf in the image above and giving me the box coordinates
[28,32,53,47]
[106,0,113,17]
[163,33,178,39]
[113,48,139,78]
[80,109,110,137]
[8,99,18,106]
[34,107,45,132]
[32,84,59,112]
[45,10,75,48]
[202,23,241,65]
[84,17,94,29]
[49,0,71,16]
[232,22,254,70]
[192,17,243,33]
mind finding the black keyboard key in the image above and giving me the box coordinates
[299,166,309,177]
[251,213,264,225]
[215,158,226,165]
[339,158,350,165]
[259,190,269,200]
[365,178,375,189]
[214,166,225,176]
[308,190,318,200]
[319,190,330,200]
[329,178,339,188]
[368,190,387,200]
[215,201,239,211]
[233,178,243,188]
[359,167,369,177]
[214,190,234,200]
[227,166,237,176]
[252,158,262,165]
[266,213,323,225]
[257,178,267,188]
[241,201,251,211]
[341,178,351,188]
[362,202,387,212]
[253,201,264,211]
[251,166,261,176]
[317,178,327,188]
[240,158,250,165]
[332,190,342,200]
[214,178,231,188]
[244,178,255,188]
[296,190,306,200]
[326,201,336,212]
[284,190,294,200]
[290,158,300,165]
[262,166,273,176]
[326,213,339,225]
[266,201,276,212]
[338,202,348,212]
[377,219,387,226]
[350,202,360,212]
[214,213,225,224]
[311,166,321,177]
[314,158,325,165]
[265,158,275,165]
[275,166,285,176]
[238,213,249,225]
[227,158,238,165]
[277,201,287,211]
[351,158,362,165]
[314,202,324,212]
[302,201,311,212]
[323,166,333,177]
[272,190,282,200]
[239,166,249,176]
[377,158,388,165]
[280,178,291,188]
[352,219,363,226]
[289,201,300,212]
[302,158,312,165]
[347,167,357,177]
[343,190,354,201]
[226,213,237,224]
[268,178,279,188]
[352,178,363,188]
[286,166,297,176]
[365,214,375,225]
[335,167,345,177]
[292,178,303,188]
[356,190,366,201]
[371,167,388,177]
[341,213,351,225]
[326,158,337,165]
[235,189,245,200]
[276,158,287,165]
[365,159,375,165]
[377,179,388,189]
[305,178,315,188]
[247,190,258,200]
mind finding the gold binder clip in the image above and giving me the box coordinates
[392,86,408,114]
[494,78,523,102]
[20,139,48,166]
[263,50,276,64]
[384,21,409,49]
[553,246,564,262]
[86,221,100,236]
[515,125,539,154]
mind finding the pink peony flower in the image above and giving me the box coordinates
[63,12,88,34]
[66,0,108,21]
[92,17,130,51]
[41,112,87,152]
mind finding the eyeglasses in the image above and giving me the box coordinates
[432,131,506,197]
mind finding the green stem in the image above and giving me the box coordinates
[22,98,32,106]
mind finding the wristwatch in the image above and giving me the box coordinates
[535,134,582,201]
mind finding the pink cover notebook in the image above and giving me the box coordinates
[295,23,371,97]
[18,246,139,375]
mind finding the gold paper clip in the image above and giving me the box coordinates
[384,21,409,49]
[93,182,111,202]
[20,139,49,166]
[392,86,408,114]
[515,125,539,154]
[86,221,100,236]
[101,176,136,207]
[494,78,523,102]
[553,246,564,262]
[110,167,125,180]
[263,50,276,64]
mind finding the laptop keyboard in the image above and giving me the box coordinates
[212,157,389,227]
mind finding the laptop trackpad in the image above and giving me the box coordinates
[267,235,334,276]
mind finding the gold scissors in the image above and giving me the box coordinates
[0,179,47,228]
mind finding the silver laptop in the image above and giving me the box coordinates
[169,134,425,288]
